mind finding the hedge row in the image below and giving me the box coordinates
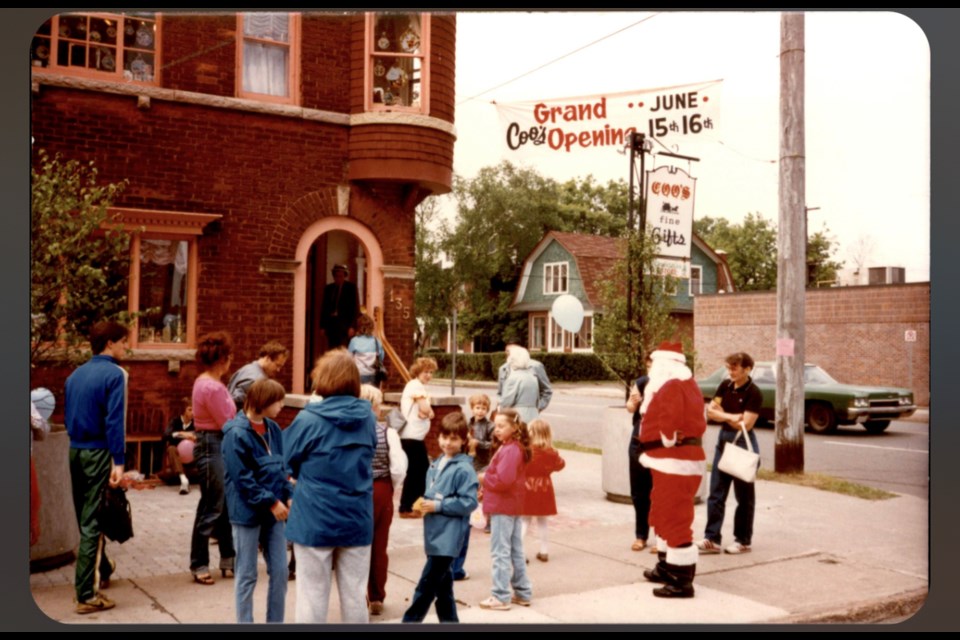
[418,352,619,382]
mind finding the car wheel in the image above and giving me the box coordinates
[863,420,891,434]
[806,402,838,434]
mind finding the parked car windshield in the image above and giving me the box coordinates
[748,364,839,386]
[804,365,839,385]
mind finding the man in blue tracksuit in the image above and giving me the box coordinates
[402,412,479,623]
[64,321,128,615]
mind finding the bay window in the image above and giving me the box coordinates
[365,12,429,112]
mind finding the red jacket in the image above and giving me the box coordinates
[639,378,707,462]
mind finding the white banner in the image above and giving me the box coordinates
[646,165,695,260]
[496,80,721,157]
[653,257,690,280]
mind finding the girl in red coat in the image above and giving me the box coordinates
[522,419,565,562]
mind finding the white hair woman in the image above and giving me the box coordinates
[499,346,540,424]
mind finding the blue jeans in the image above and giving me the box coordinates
[704,427,760,546]
[233,520,287,623]
[489,515,532,603]
[190,432,235,573]
[402,555,458,623]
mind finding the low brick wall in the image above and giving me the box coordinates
[693,282,929,406]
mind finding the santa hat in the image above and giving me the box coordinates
[649,341,686,365]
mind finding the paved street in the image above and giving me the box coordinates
[431,381,930,499]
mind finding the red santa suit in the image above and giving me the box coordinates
[638,346,706,597]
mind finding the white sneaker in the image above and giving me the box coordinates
[724,542,751,554]
[479,596,511,611]
[697,539,722,554]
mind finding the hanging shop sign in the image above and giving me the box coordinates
[645,165,695,261]
[496,79,721,156]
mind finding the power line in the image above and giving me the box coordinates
[457,13,661,106]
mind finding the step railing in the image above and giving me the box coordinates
[373,306,411,383]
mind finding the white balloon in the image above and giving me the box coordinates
[551,294,584,333]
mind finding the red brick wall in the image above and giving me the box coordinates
[693,283,930,405]
[162,14,237,96]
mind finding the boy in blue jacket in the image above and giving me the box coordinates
[223,379,293,623]
[402,412,479,623]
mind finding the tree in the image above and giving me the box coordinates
[31,150,130,366]
[442,162,631,351]
[414,195,455,351]
[593,230,679,392]
[806,224,845,287]
[695,212,844,290]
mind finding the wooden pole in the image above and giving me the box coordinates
[775,12,806,473]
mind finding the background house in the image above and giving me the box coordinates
[510,230,734,352]
[30,11,457,468]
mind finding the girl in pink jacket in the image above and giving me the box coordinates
[478,409,533,611]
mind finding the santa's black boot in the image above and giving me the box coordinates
[643,551,668,583]
[652,563,695,598]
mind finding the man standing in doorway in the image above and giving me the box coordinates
[698,351,763,555]
[227,340,289,411]
[496,344,552,412]
[320,264,360,350]
[64,321,128,614]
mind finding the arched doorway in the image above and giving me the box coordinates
[293,219,384,394]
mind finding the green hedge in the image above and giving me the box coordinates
[420,352,618,382]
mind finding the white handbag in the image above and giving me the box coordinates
[717,424,760,483]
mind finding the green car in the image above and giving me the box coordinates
[696,362,916,434]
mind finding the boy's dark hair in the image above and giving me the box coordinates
[725,352,755,370]
[258,340,289,360]
[89,321,128,355]
[244,379,287,414]
[196,332,233,368]
[468,393,490,410]
[439,411,469,446]
[311,348,360,398]
[180,396,192,413]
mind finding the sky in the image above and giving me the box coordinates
[449,11,930,283]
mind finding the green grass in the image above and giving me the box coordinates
[555,443,898,500]
[554,440,602,455]
[754,467,898,500]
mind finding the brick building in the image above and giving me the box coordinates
[693,282,930,406]
[30,12,457,441]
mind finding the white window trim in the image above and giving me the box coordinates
[543,261,569,295]
[547,312,593,353]
[689,265,702,296]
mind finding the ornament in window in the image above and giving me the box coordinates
[374,60,386,77]
[378,32,390,50]
[386,65,406,87]
[126,23,135,36]
[136,25,153,48]
[399,27,420,53]
[106,25,117,39]
[101,50,116,71]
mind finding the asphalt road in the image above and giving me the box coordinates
[430,381,930,500]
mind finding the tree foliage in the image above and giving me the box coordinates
[414,195,455,351]
[806,224,845,286]
[694,212,844,290]
[593,230,679,392]
[31,150,130,365]
[442,161,628,350]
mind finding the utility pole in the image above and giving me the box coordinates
[775,12,806,473]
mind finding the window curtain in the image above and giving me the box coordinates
[243,13,289,97]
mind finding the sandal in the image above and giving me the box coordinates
[192,572,215,585]
[221,568,234,578]
[631,539,647,552]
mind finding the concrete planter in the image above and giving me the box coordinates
[601,404,632,503]
[30,428,79,570]
[601,405,710,505]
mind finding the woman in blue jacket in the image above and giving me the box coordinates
[222,378,293,624]
[283,349,377,624]
[402,412,479,623]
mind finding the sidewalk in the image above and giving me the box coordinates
[29,447,927,626]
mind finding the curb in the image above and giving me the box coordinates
[772,588,928,624]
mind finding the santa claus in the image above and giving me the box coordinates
[638,342,707,598]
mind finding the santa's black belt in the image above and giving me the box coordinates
[638,438,702,451]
